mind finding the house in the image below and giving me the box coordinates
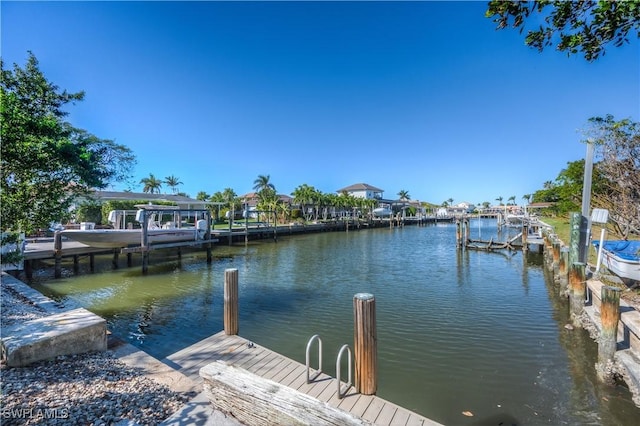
[336,183,384,200]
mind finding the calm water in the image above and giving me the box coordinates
[30,221,640,425]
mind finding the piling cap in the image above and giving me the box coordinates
[354,293,375,301]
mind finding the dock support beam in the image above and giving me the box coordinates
[353,293,377,395]
[224,268,239,335]
[54,231,62,279]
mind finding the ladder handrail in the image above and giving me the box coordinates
[305,334,322,384]
[336,344,352,399]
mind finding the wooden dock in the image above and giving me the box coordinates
[163,331,442,426]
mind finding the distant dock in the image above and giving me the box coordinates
[20,216,451,277]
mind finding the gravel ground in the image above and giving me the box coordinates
[0,278,189,426]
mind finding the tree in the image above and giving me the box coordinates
[292,184,321,221]
[531,158,609,217]
[586,115,640,237]
[507,195,516,205]
[495,196,503,206]
[164,175,183,194]
[398,190,410,201]
[253,174,275,194]
[140,173,163,194]
[486,1,640,62]
[1,53,135,234]
[196,191,209,201]
[522,194,531,204]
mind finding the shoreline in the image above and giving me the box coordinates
[0,272,242,426]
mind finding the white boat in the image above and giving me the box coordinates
[505,213,527,227]
[61,208,209,248]
[61,227,204,248]
[593,240,640,281]
[372,207,392,217]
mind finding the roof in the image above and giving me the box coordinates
[241,193,293,203]
[336,183,384,193]
[527,202,556,209]
[88,190,211,206]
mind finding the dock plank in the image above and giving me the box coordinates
[165,331,442,426]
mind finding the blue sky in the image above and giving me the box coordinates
[2,1,638,206]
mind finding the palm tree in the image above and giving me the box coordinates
[140,173,163,194]
[397,190,410,201]
[222,188,238,215]
[164,175,183,194]
[447,198,454,206]
[495,196,503,206]
[522,194,531,204]
[253,174,275,194]
[196,191,209,201]
[292,184,317,221]
[508,195,516,205]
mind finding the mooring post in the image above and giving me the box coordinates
[455,219,461,249]
[552,241,561,280]
[89,253,95,272]
[569,262,586,325]
[353,293,377,395]
[558,248,569,295]
[207,212,213,262]
[464,218,469,245]
[54,231,62,279]
[224,268,239,335]
[522,224,528,253]
[597,286,621,383]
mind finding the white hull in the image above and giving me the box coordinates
[372,208,392,218]
[601,250,640,281]
[61,229,199,248]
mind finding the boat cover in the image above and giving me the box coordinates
[592,240,640,261]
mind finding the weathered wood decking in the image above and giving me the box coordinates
[163,331,442,426]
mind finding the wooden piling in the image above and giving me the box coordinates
[569,262,586,325]
[54,231,62,279]
[224,268,239,335]
[353,293,377,395]
[552,241,561,279]
[558,248,569,295]
[455,220,461,249]
[597,286,621,383]
[112,249,120,269]
[25,260,33,280]
[89,253,95,272]
[522,224,528,253]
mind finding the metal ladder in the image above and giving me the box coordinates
[305,335,353,399]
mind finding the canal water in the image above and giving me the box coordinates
[30,221,640,425]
